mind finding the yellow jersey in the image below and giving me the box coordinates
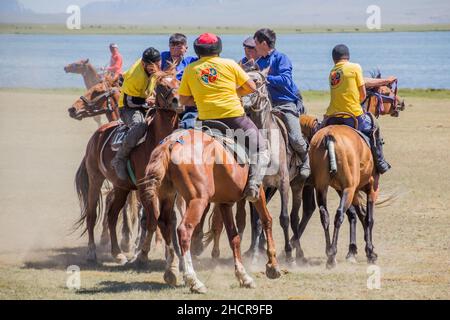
[178,56,249,120]
[119,58,157,108]
[326,61,365,117]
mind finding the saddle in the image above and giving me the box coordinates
[108,121,147,152]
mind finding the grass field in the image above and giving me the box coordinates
[0,88,449,300]
[1,23,450,35]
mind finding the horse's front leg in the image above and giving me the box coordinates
[279,179,293,265]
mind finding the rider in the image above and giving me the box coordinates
[111,47,161,180]
[178,32,269,202]
[161,33,198,129]
[253,28,310,180]
[239,36,259,67]
[106,43,123,75]
[325,44,391,174]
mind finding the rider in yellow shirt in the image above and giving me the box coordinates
[179,33,269,202]
[325,44,391,174]
[112,47,161,180]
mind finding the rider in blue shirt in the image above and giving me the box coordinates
[161,33,198,129]
[254,28,310,179]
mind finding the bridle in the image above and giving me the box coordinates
[247,73,271,113]
[79,84,119,116]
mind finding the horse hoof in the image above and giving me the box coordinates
[367,255,378,265]
[164,270,178,287]
[296,256,308,266]
[240,279,256,289]
[126,254,149,269]
[87,251,97,264]
[265,264,281,279]
[346,255,357,264]
[211,249,220,259]
[114,253,128,265]
[326,258,337,269]
[190,284,207,294]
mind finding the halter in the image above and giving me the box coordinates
[79,85,118,115]
[248,76,271,113]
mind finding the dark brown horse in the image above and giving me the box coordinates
[309,113,379,269]
[139,127,281,293]
[74,71,180,266]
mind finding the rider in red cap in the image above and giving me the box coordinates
[178,33,269,202]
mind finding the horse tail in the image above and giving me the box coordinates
[72,156,103,236]
[323,134,337,174]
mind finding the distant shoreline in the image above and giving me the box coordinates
[2,87,449,100]
[1,23,450,35]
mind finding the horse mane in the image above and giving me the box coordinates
[299,114,320,142]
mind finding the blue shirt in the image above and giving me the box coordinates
[256,49,299,104]
[161,51,198,81]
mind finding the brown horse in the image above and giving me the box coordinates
[68,74,120,122]
[64,58,105,126]
[139,125,282,293]
[309,113,379,269]
[73,71,180,266]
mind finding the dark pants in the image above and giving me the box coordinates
[119,106,147,148]
[180,106,198,129]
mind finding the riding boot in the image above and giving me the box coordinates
[112,123,147,180]
[370,129,391,174]
[244,149,270,203]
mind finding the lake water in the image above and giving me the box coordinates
[0,32,449,90]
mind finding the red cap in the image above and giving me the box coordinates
[197,33,219,44]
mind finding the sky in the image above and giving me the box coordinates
[19,0,110,13]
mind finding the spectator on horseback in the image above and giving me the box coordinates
[106,43,123,76]
[161,33,198,129]
[239,36,259,67]
[178,32,269,202]
[325,44,391,173]
[254,28,310,180]
[112,47,161,180]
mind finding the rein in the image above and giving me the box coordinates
[80,86,119,115]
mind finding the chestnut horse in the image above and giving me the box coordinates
[309,113,379,269]
[139,127,282,293]
[64,59,105,126]
[73,71,180,266]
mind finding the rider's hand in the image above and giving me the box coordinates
[146,96,156,107]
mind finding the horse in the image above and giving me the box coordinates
[363,71,406,118]
[73,70,180,266]
[309,112,379,269]
[64,58,105,126]
[68,74,120,122]
[139,120,282,293]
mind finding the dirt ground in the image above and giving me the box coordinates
[0,89,449,300]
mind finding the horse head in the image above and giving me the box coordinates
[153,68,181,112]
[64,58,90,74]
[68,78,119,120]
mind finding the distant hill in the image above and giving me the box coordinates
[2,0,450,26]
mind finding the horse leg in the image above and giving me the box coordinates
[191,204,210,257]
[211,206,223,259]
[86,175,104,263]
[292,184,315,264]
[120,195,133,253]
[236,199,247,241]
[253,188,281,279]
[134,205,147,255]
[158,197,180,287]
[178,198,209,294]
[328,188,354,269]
[317,188,332,268]
[345,205,358,264]
[279,180,293,265]
[365,189,378,264]
[100,190,112,247]
[106,188,130,265]
[220,203,255,288]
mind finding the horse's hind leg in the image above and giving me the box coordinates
[364,189,378,264]
[328,188,355,269]
[106,188,130,265]
[178,198,209,294]
[292,184,315,264]
[279,180,293,264]
[120,194,133,253]
[220,203,255,288]
[236,199,247,241]
[253,189,281,279]
[317,188,331,267]
[345,205,358,264]
[211,206,223,259]
[100,190,112,247]
[86,174,104,263]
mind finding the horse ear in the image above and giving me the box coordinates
[84,59,89,64]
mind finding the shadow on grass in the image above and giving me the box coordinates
[76,280,172,294]
[20,246,166,273]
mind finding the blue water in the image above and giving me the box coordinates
[0,32,449,90]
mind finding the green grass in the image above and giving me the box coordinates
[1,23,450,35]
